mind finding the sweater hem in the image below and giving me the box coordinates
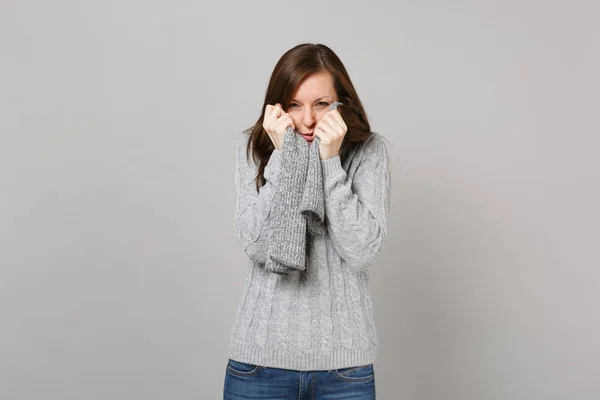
[227,341,378,371]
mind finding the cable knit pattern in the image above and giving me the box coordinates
[230,126,391,371]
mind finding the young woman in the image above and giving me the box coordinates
[224,43,391,399]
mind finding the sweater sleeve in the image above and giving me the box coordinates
[320,134,391,273]
[234,131,281,264]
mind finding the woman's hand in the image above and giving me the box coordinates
[314,108,348,160]
[262,103,295,151]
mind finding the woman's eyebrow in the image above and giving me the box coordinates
[290,97,330,103]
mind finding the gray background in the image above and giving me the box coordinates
[2,1,599,399]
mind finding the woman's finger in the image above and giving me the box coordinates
[329,110,347,132]
[322,113,344,134]
[275,115,294,131]
[265,104,273,116]
[314,123,330,140]
[273,103,283,118]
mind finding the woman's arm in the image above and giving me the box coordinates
[234,131,281,264]
[321,134,391,273]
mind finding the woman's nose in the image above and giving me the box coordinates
[302,108,315,127]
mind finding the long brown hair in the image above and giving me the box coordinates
[246,43,372,191]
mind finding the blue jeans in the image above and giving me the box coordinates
[223,359,376,399]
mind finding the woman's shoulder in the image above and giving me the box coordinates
[343,131,390,178]
[235,128,254,156]
[237,128,252,145]
[358,131,389,161]
[364,131,386,146]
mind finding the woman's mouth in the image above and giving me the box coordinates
[300,132,314,141]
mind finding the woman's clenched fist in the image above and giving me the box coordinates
[263,103,295,151]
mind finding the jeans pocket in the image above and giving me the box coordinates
[226,359,263,377]
[332,364,374,382]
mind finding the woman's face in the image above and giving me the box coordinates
[287,71,338,143]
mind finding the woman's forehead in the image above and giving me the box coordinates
[292,72,335,100]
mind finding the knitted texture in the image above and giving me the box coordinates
[231,116,391,371]
[265,102,340,275]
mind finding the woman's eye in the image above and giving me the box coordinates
[317,102,330,107]
[289,103,300,108]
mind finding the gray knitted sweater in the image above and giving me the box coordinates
[229,128,391,371]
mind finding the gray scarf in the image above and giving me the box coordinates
[265,102,341,275]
